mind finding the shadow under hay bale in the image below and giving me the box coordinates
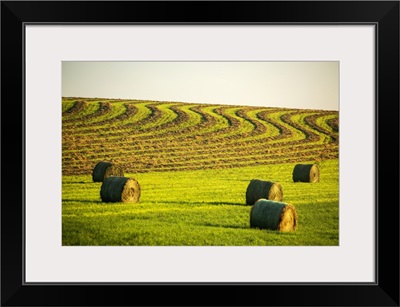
[245,179,283,206]
[92,161,124,182]
[100,176,141,203]
[292,164,320,183]
[250,199,298,232]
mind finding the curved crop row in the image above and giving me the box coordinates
[62,98,339,175]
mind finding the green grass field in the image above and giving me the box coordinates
[62,160,338,246]
[62,98,339,246]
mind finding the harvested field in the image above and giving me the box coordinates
[62,97,339,246]
[62,98,339,175]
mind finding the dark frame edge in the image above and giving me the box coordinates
[1,1,25,306]
[1,1,399,306]
[376,1,400,304]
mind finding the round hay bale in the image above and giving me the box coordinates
[92,161,124,182]
[245,179,283,205]
[250,198,298,232]
[100,176,141,203]
[292,164,320,183]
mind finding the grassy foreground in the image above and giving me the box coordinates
[62,159,338,246]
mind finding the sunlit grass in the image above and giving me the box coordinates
[62,159,338,246]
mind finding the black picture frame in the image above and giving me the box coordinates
[1,1,399,306]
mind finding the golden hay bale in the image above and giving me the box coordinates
[250,199,298,232]
[292,164,320,183]
[92,161,124,182]
[245,179,283,205]
[100,176,141,203]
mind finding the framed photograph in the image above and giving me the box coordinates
[2,1,399,306]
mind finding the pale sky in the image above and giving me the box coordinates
[62,61,339,110]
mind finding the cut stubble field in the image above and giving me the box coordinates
[62,98,339,246]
